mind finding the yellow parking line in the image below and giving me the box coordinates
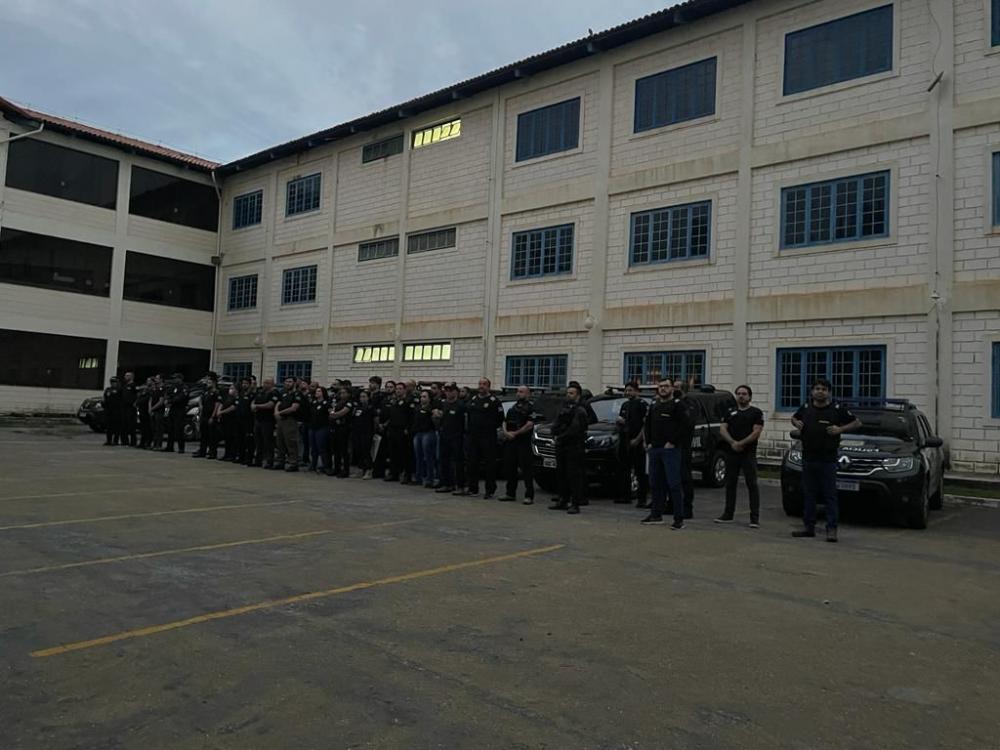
[0,500,301,531]
[31,544,565,658]
[0,485,207,503]
[1,519,417,577]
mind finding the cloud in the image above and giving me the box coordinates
[0,0,668,162]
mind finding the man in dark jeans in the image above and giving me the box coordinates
[438,383,466,494]
[461,378,504,499]
[641,379,688,529]
[716,385,764,528]
[499,385,535,505]
[616,381,648,507]
[790,378,861,543]
[672,379,696,518]
[548,384,589,515]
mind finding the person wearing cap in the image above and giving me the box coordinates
[163,373,189,453]
[102,376,122,446]
[438,383,466,494]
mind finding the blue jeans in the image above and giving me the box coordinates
[413,430,438,486]
[308,427,330,471]
[802,460,839,530]
[648,446,684,522]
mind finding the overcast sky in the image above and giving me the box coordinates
[1,0,669,164]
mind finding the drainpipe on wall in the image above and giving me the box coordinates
[0,122,44,145]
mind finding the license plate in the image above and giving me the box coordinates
[543,457,557,469]
[836,480,860,492]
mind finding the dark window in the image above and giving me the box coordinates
[286,173,321,216]
[0,227,112,297]
[233,190,263,229]
[505,355,568,389]
[359,237,400,262]
[992,152,1000,227]
[634,57,717,133]
[117,340,210,383]
[123,251,215,312]
[623,351,706,386]
[5,137,118,209]
[516,98,581,161]
[776,346,886,410]
[781,171,890,249]
[0,328,106,389]
[128,166,218,232]
[222,362,253,381]
[784,5,893,96]
[630,201,711,265]
[992,342,1000,418]
[227,274,258,311]
[407,228,456,254]
[362,135,404,163]
[281,266,317,304]
[511,224,573,280]
[993,0,999,46]
[277,360,312,381]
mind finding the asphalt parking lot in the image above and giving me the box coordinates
[2,425,999,750]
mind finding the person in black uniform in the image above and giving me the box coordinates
[641,380,688,529]
[499,385,535,504]
[192,375,221,459]
[461,378,504,499]
[102,376,122,446]
[251,377,279,468]
[298,380,313,468]
[163,373,189,454]
[305,385,331,474]
[135,377,153,449]
[371,381,394,480]
[548,384,590,514]
[329,387,354,478]
[149,376,166,450]
[217,384,240,462]
[274,377,304,472]
[672,379,697,519]
[438,383,466,494]
[385,382,414,483]
[412,390,439,488]
[235,378,254,464]
[616,381,649,507]
[120,371,137,447]
[716,385,765,528]
[352,390,376,479]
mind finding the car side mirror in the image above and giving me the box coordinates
[923,436,943,448]
[789,429,801,440]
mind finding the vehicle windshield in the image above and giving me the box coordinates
[850,411,916,442]
[589,398,627,423]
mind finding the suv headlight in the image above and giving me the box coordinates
[585,434,616,449]
[787,449,803,466]
[93,402,104,411]
[882,456,915,473]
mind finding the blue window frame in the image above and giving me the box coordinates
[227,274,258,311]
[992,152,1000,227]
[511,224,573,280]
[285,173,321,216]
[505,355,568,389]
[993,0,999,47]
[222,362,252,381]
[516,98,581,162]
[992,342,1000,418]
[776,346,886,410]
[624,351,706,387]
[781,171,889,249]
[784,5,893,96]
[233,190,263,230]
[276,360,312,382]
[634,57,717,133]
[630,201,711,266]
[281,265,317,305]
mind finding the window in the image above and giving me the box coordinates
[624,351,706,386]
[776,346,886,410]
[233,190,263,229]
[128,166,219,232]
[403,342,452,362]
[222,362,253,381]
[286,173,321,216]
[123,251,215,312]
[993,342,1000,418]
[505,355,568,389]
[992,152,1000,227]
[407,227,456,254]
[353,345,396,364]
[5,138,118,209]
[362,134,404,163]
[784,5,893,96]
[412,118,461,149]
[359,237,400,262]
[0,329,105,389]
[227,274,258,311]
[630,201,711,266]
[634,57,717,133]
[781,171,890,249]
[281,266,317,305]
[511,224,573,280]
[993,0,999,46]
[516,98,581,161]
[276,360,312,381]
[118,341,210,383]
[0,228,112,297]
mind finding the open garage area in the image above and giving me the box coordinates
[2,425,999,750]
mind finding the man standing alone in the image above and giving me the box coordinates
[716,385,764,528]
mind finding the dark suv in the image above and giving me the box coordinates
[530,386,737,493]
[780,399,946,529]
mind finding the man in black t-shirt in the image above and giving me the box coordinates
[438,383,467,494]
[790,378,861,543]
[616,382,649,507]
[716,385,765,527]
[251,377,280,468]
[274,377,304,472]
[499,386,536,504]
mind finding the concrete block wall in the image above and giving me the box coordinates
[950,311,1000,474]
[953,124,1000,282]
[494,333,589,388]
[601,325,734,392]
[953,0,1000,104]
[403,220,488,322]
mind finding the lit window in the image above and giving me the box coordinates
[624,351,705,386]
[358,237,399,262]
[407,227,456,254]
[353,345,396,363]
[78,357,100,370]
[403,342,452,362]
[412,118,461,149]
[776,346,886,410]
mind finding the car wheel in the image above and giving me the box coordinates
[782,491,803,517]
[702,451,727,488]
[929,474,944,511]
[533,470,558,493]
[906,481,930,530]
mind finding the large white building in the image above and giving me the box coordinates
[2,0,1000,474]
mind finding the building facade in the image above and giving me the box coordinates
[0,100,220,412]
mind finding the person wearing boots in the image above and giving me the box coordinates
[548,384,589,515]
